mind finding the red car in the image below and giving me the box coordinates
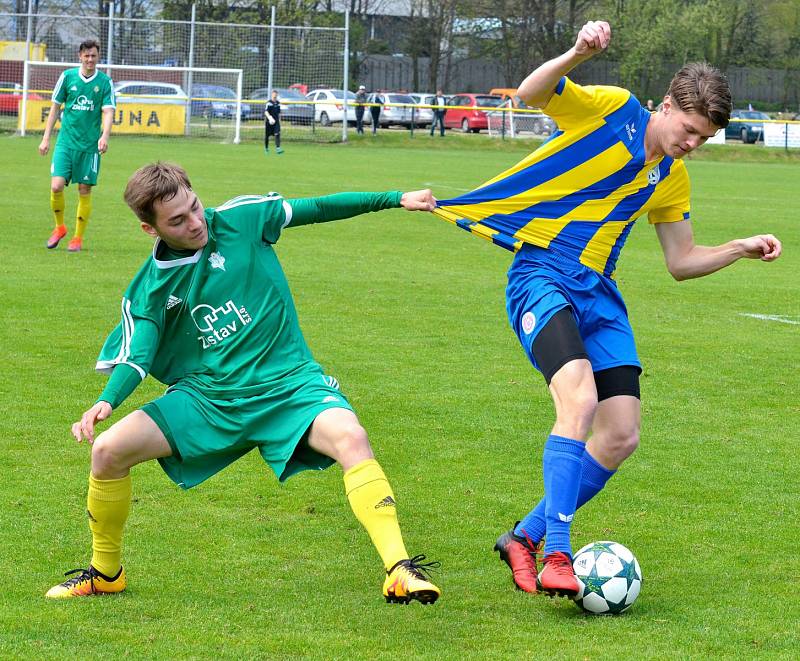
[0,82,43,115]
[444,93,503,133]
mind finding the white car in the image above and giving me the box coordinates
[408,93,436,127]
[114,81,188,105]
[305,88,357,126]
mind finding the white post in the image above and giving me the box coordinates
[341,9,349,142]
[107,2,115,67]
[234,69,242,144]
[267,5,275,95]
[185,3,196,136]
[19,4,34,136]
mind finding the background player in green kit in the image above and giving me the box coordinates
[38,39,115,252]
[46,162,442,605]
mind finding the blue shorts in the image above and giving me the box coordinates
[506,244,640,375]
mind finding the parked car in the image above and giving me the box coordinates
[114,81,188,105]
[191,84,252,120]
[444,93,503,132]
[250,87,313,125]
[0,81,43,114]
[725,109,770,143]
[408,93,435,127]
[488,87,555,135]
[366,92,416,127]
[305,88,358,126]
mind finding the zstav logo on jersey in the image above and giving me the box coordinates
[71,94,95,112]
[191,299,252,348]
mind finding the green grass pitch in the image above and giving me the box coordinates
[0,133,798,659]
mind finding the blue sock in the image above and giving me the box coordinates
[540,435,585,556]
[516,450,616,544]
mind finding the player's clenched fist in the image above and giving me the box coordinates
[575,21,611,57]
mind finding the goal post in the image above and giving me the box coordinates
[21,60,245,143]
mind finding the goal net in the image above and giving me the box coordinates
[21,60,245,143]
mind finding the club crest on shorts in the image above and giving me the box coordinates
[522,311,536,334]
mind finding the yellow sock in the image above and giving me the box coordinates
[344,459,409,570]
[87,474,131,577]
[75,192,92,239]
[50,190,65,229]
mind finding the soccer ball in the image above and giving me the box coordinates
[572,541,642,614]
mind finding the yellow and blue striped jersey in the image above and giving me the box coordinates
[434,77,691,277]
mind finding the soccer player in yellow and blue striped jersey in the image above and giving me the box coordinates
[435,20,782,598]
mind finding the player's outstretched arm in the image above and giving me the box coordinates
[517,20,611,108]
[286,190,435,228]
[72,401,113,444]
[655,220,782,281]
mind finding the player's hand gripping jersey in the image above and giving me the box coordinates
[96,192,402,406]
[434,77,691,277]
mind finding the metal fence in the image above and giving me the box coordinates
[1,7,350,142]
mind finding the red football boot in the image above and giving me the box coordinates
[537,551,579,598]
[494,525,541,593]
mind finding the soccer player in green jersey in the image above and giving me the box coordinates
[38,39,115,252]
[46,162,442,605]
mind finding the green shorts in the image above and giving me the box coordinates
[51,144,100,185]
[141,373,354,489]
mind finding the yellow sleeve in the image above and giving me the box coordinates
[648,160,691,224]
[543,77,631,130]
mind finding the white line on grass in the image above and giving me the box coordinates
[422,181,471,192]
[739,313,800,325]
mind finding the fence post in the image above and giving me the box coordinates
[19,3,34,136]
[107,2,115,68]
[184,3,196,136]
[341,9,349,143]
[410,105,415,138]
[267,6,275,96]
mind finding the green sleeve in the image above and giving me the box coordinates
[285,191,403,228]
[96,363,143,410]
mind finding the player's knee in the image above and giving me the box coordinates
[604,425,640,463]
[327,422,371,463]
[91,433,128,478]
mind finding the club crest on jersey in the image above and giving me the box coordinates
[647,165,661,185]
[191,299,252,348]
[208,251,226,271]
[522,311,536,335]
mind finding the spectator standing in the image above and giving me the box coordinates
[355,85,367,134]
[430,89,446,137]
[370,90,383,135]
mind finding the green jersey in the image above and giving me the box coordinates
[52,68,115,152]
[96,191,402,406]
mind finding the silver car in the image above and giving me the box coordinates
[114,81,188,105]
[366,93,416,127]
[408,93,435,127]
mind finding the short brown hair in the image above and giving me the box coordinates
[667,62,732,128]
[79,39,101,53]
[124,162,192,225]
